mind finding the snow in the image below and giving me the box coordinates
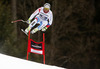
[0,53,65,69]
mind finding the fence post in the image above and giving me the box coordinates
[27,31,30,60]
[43,33,45,64]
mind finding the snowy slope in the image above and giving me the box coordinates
[0,54,65,69]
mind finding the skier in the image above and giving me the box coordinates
[23,3,53,35]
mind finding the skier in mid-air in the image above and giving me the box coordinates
[23,3,53,35]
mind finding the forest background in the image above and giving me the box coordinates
[0,0,100,69]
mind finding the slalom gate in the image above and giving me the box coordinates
[26,31,45,64]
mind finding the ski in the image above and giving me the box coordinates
[21,29,28,36]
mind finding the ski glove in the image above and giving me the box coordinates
[42,27,47,32]
[27,18,31,24]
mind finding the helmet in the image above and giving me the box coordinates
[43,3,50,13]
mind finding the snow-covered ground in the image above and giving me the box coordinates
[0,53,65,69]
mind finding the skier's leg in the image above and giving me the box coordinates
[31,21,48,34]
[25,18,38,33]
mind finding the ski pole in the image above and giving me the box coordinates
[11,19,29,24]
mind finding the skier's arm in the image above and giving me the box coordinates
[42,12,53,31]
[45,12,53,29]
[28,7,41,23]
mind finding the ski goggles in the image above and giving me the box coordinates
[44,8,49,11]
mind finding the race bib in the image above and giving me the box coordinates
[39,13,48,21]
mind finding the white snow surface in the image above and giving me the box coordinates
[0,53,65,69]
